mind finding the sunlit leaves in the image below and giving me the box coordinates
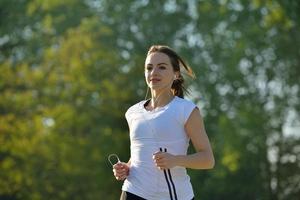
[1,0,299,199]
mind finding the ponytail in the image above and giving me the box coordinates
[171,74,185,98]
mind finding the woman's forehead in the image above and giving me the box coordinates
[145,52,171,65]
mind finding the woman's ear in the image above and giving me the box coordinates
[174,72,180,80]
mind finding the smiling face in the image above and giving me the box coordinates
[145,52,177,93]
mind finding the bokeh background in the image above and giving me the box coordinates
[0,0,299,199]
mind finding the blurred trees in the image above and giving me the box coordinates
[0,0,299,199]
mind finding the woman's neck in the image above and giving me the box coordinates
[149,90,174,109]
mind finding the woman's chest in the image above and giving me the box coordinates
[129,111,186,141]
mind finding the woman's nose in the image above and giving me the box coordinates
[151,66,159,75]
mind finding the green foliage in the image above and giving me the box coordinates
[0,0,299,199]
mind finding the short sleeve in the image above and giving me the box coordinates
[124,101,144,128]
[125,106,134,127]
[125,109,130,123]
[182,100,197,124]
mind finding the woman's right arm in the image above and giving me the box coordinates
[113,158,131,181]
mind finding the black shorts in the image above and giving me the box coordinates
[120,191,146,200]
[120,191,195,200]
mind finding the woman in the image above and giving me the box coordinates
[113,45,215,200]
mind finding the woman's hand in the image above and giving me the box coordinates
[152,152,177,170]
[113,162,129,181]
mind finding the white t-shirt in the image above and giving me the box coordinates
[122,96,197,200]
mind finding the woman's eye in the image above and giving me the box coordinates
[146,66,152,71]
[159,66,166,70]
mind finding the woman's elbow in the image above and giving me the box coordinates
[207,155,215,169]
[204,152,215,169]
[195,152,215,169]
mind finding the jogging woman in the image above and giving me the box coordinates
[113,45,215,200]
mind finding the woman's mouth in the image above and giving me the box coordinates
[150,78,161,83]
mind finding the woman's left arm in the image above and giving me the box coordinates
[153,107,215,170]
[175,107,215,169]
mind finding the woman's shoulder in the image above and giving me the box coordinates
[128,99,146,110]
[125,99,147,117]
[173,97,198,123]
[174,96,197,107]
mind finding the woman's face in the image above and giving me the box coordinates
[144,52,176,92]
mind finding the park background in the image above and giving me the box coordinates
[0,0,299,199]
